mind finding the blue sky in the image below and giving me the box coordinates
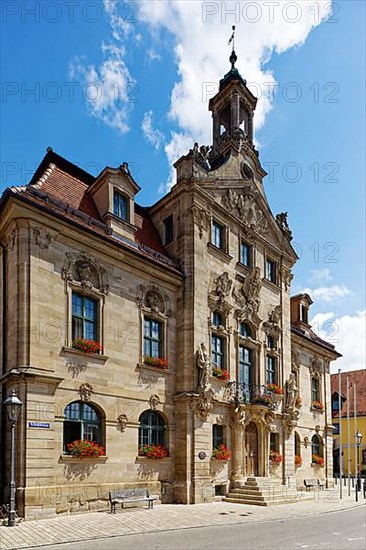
[1,1,365,371]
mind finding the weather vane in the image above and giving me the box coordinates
[228,25,236,51]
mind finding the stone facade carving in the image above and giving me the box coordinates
[137,284,170,317]
[191,387,215,422]
[263,305,282,344]
[62,253,109,295]
[233,267,262,328]
[117,414,128,432]
[282,408,300,436]
[221,190,269,237]
[149,394,160,410]
[33,226,54,249]
[192,206,211,238]
[79,383,93,401]
[285,373,299,410]
[310,355,323,376]
[197,343,211,392]
[281,266,293,291]
[208,272,233,317]
[276,212,293,241]
[189,142,212,170]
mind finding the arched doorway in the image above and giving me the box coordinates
[245,422,259,476]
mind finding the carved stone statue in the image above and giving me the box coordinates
[275,211,293,241]
[243,267,262,304]
[214,272,232,298]
[268,305,281,325]
[197,343,211,391]
[285,373,298,410]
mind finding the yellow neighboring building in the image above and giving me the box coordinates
[331,369,366,476]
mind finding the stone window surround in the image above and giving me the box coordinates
[210,322,230,374]
[238,234,255,268]
[235,330,261,386]
[111,185,133,226]
[139,308,169,366]
[264,254,279,287]
[65,282,106,352]
[210,216,229,254]
[310,374,323,410]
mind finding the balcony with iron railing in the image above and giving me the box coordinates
[226,382,280,410]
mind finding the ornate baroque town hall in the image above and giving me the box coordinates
[0,54,341,519]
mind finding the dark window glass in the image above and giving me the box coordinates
[212,221,224,250]
[163,215,174,245]
[72,292,98,342]
[138,410,165,447]
[267,335,275,349]
[312,378,320,402]
[63,401,102,452]
[240,322,252,338]
[113,191,128,221]
[312,434,323,457]
[265,259,276,284]
[239,346,253,386]
[212,311,223,327]
[213,424,224,449]
[266,355,276,384]
[270,432,279,452]
[144,318,162,358]
[294,432,301,456]
[301,305,308,323]
[240,241,251,267]
[212,334,225,369]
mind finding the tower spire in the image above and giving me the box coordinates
[228,25,237,69]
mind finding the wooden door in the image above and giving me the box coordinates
[245,422,258,476]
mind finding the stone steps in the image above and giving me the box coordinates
[224,477,300,507]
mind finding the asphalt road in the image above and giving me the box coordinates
[29,505,366,550]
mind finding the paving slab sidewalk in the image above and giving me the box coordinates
[0,490,365,550]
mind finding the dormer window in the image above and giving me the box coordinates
[113,190,128,221]
[300,304,308,324]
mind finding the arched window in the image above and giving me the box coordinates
[311,434,323,457]
[63,401,103,453]
[240,322,252,338]
[294,432,301,457]
[138,410,166,448]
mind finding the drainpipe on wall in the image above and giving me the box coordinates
[0,241,8,505]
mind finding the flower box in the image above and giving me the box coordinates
[212,444,231,461]
[143,356,169,370]
[295,455,302,466]
[267,383,283,395]
[252,394,272,406]
[138,444,168,459]
[270,451,282,464]
[67,439,105,459]
[312,401,324,412]
[72,338,102,354]
[212,367,230,381]
[312,454,324,466]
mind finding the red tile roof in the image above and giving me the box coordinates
[331,370,366,417]
[1,149,181,274]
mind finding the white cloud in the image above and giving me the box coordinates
[311,310,366,373]
[147,49,161,62]
[141,111,164,149]
[301,285,352,304]
[134,0,333,190]
[309,268,333,283]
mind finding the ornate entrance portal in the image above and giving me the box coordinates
[245,422,258,476]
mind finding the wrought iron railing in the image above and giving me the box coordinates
[226,382,276,409]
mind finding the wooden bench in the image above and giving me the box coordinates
[304,479,325,491]
[109,488,157,513]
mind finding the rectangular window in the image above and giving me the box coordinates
[163,214,174,245]
[265,258,277,284]
[213,424,224,449]
[113,190,128,221]
[301,305,308,323]
[266,355,276,385]
[212,220,225,250]
[239,346,253,386]
[270,433,279,453]
[144,318,162,358]
[240,241,251,267]
[311,378,320,402]
[72,292,98,341]
[212,334,225,369]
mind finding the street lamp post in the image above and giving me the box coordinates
[3,389,22,527]
[355,431,362,497]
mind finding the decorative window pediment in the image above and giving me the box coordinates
[137,284,170,318]
[61,253,109,295]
